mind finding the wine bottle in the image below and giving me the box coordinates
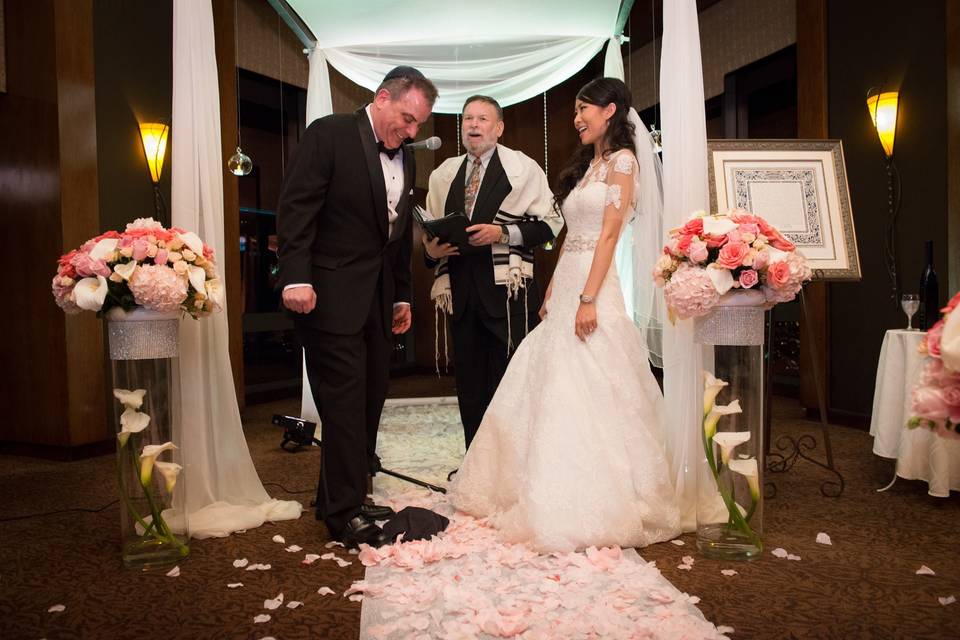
[919,240,940,330]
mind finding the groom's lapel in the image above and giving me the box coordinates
[355,108,389,240]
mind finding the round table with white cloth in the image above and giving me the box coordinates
[869,329,960,497]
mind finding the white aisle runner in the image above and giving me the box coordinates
[354,403,730,639]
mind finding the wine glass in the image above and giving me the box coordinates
[901,294,920,330]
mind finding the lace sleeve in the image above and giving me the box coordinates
[602,151,637,220]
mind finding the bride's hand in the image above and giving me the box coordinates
[575,303,597,341]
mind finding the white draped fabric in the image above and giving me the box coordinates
[660,0,711,531]
[171,0,301,539]
[288,0,620,114]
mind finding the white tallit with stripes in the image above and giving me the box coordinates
[425,144,561,315]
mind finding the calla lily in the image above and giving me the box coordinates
[140,442,178,487]
[728,457,760,500]
[713,431,751,465]
[707,264,734,295]
[154,461,182,493]
[205,278,224,309]
[73,276,108,311]
[178,231,204,255]
[704,399,742,439]
[113,388,146,410]
[186,265,207,295]
[703,215,738,236]
[114,261,137,281]
[89,238,119,261]
[703,372,729,416]
[118,408,150,447]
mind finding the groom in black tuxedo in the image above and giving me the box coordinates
[277,67,437,547]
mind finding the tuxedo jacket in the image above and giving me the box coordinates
[433,150,555,320]
[277,108,414,337]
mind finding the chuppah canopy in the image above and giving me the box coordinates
[285,0,624,113]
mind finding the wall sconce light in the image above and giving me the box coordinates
[866,89,902,307]
[138,122,169,218]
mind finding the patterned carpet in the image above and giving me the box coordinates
[0,397,957,639]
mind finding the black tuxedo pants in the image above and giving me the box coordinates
[452,287,533,449]
[298,287,391,539]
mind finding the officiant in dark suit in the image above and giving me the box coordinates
[424,96,563,451]
[277,67,437,548]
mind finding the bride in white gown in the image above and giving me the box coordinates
[449,78,681,552]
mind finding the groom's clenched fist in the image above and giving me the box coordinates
[283,286,316,314]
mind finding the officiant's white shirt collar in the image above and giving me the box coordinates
[468,146,496,170]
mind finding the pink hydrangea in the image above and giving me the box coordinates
[128,264,188,312]
[663,265,720,319]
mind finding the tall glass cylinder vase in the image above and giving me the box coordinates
[107,308,189,570]
[694,290,764,560]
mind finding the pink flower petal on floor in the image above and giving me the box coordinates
[721,569,738,576]
[325,541,345,549]
[48,604,66,613]
[166,566,180,577]
[286,601,303,609]
[303,554,321,565]
[771,548,788,558]
[348,594,364,602]
[317,587,335,596]
[227,583,243,588]
[284,545,302,553]
[233,558,249,568]
[917,565,936,576]
[816,532,832,545]
[348,549,359,555]
[787,554,801,561]
[681,555,694,565]
[253,614,271,624]
[939,595,956,606]
[320,553,336,560]
[335,558,352,568]
[717,625,735,634]
[271,535,285,544]
[677,564,692,571]
[670,539,685,546]
[263,593,284,610]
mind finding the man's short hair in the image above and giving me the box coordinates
[375,66,438,106]
[462,95,503,120]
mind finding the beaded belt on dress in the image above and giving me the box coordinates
[563,234,598,252]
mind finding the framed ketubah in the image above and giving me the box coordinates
[707,139,861,282]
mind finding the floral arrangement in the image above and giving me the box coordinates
[114,388,188,561]
[702,372,762,549]
[909,292,960,439]
[51,217,222,319]
[653,209,812,319]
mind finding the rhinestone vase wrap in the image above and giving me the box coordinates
[107,308,180,360]
[693,290,766,346]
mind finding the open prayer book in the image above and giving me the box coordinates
[413,205,471,249]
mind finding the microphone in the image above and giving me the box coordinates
[405,136,442,151]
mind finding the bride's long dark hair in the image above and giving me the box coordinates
[553,78,636,212]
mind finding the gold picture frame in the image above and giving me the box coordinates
[707,139,861,282]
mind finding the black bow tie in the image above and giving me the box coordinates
[377,141,400,160]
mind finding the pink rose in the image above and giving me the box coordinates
[739,269,759,289]
[943,291,960,314]
[753,250,770,271]
[739,223,760,236]
[767,261,791,288]
[132,239,150,261]
[677,234,694,254]
[680,218,704,236]
[726,229,743,244]
[688,240,709,263]
[912,386,950,420]
[716,241,750,269]
[71,252,111,278]
[942,385,960,411]
[705,234,728,249]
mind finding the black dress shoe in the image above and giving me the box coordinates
[340,515,389,549]
[360,503,396,520]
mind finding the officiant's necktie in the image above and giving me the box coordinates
[464,157,483,218]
